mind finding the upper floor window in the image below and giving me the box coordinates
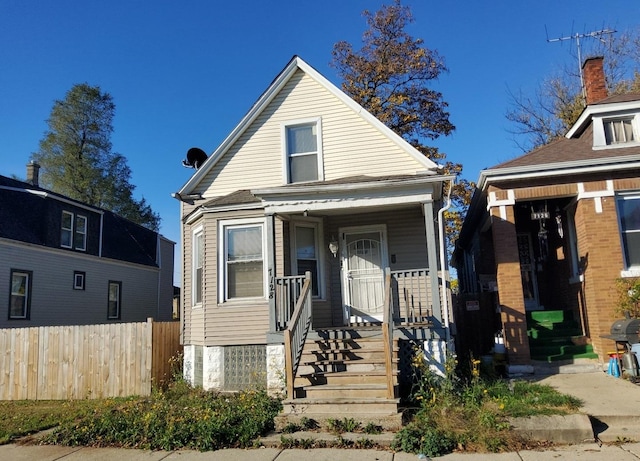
[220,219,266,301]
[283,118,323,184]
[192,227,204,306]
[9,270,32,319]
[605,118,635,145]
[61,211,87,251]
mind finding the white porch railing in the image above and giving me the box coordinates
[382,268,395,399]
[390,269,433,325]
[283,272,313,399]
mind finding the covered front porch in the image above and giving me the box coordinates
[253,174,455,404]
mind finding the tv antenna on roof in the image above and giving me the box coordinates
[545,26,616,100]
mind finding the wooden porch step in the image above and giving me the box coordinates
[296,370,397,387]
[302,357,393,367]
[302,383,389,399]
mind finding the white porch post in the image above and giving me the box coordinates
[422,201,444,336]
[266,213,277,332]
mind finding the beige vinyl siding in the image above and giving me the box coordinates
[324,207,431,326]
[195,70,428,197]
[181,220,204,345]
[0,240,164,328]
[181,209,273,347]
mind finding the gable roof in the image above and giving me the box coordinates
[177,56,440,196]
[0,173,165,267]
[567,93,640,139]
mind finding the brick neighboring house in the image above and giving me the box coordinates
[1,163,175,327]
[453,57,640,371]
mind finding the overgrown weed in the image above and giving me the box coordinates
[392,348,582,457]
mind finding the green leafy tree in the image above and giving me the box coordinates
[507,27,640,151]
[32,83,160,231]
[331,0,474,253]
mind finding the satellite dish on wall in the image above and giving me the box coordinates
[182,147,208,169]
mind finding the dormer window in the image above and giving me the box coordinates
[604,118,635,145]
[282,117,323,184]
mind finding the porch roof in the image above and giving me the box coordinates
[252,173,454,215]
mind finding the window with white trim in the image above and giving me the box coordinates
[293,222,321,297]
[9,269,31,319]
[192,227,204,306]
[74,215,87,250]
[61,211,73,248]
[220,220,266,301]
[605,118,635,145]
[283,118,323,183]
[617,193,640,269]
[60,211,87,251]
[73,271,86,290]
[107,281,121,319]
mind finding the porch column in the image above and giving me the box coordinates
[266,213,277,332]
[422,201,444,338]
[490,202,531,365]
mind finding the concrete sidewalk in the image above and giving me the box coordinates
[534,370,640,442]
[2,443,640,460]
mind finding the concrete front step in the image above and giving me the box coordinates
[303,383,389,399]
[280,397,400,420]
[274,410,403,432]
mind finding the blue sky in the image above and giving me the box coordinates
[1,1,638,285]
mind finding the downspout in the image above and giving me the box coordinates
[437,177,454,350]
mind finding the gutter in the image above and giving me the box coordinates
[437,177,454,354]
[477,155,640,190]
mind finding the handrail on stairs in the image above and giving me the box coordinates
[283,271,313,400]
[382,267,395,399]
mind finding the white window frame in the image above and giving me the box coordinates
[290,218,325,299]
[192,225,204,307]
[9,269,31,319]
[281,117,324,184]
[604,117,636,145]
[593,114,640,149]
[617,192,640,276]
[73,271,86,290]
[107,280,121,319]
[61,211,73,248]
[74,215,87,251]
[218,218,267,303]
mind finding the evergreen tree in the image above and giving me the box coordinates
[32,84,160,231]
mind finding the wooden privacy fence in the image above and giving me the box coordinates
[0,318,181,400]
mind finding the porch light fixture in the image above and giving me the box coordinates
[328,237,339,257]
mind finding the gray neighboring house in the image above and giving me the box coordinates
[0,163,175,327]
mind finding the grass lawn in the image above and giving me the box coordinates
[0,399,106,444]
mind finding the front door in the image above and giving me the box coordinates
[340,225,388,324]
[517,233,541,311]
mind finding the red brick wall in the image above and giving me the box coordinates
[490,205,531,364]
[575,195,624,357]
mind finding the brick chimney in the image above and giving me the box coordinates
[26,161,40,187]
[582,56,607,104]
